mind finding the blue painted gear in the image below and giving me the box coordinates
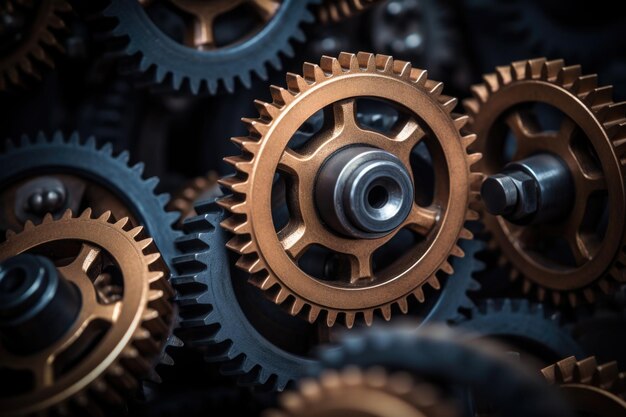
[0,131,181,273]
[171,201,484,390]
[455,298,585,362]
[101,0,320,95]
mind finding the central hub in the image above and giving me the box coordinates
[315,146,414,239]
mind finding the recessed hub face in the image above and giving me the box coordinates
[315,146,414,239]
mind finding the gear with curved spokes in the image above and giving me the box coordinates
[542,356,626,416]
[0,0,71,91]
[102,0,319,94]
[465,58,626,306]
[266,366,459,417]
[219,51,481,328]
[0,209,175,416]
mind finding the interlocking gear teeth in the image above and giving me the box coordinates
[101,0,320,95]
[0,0,71,91]
[0,209,175,416]
[316,0,380,23]
[167,172,221,227]
[455,298,585,361]
[219,51,483,328]
[542,356,626,414]
[465,57,626,307]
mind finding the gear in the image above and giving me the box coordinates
[267,366,459,417]
[542,356,626,416]
[0,209,174,416]
[317,325,572,417]
[0,131,181,272]
[102,0,320,94]
[167,172,220,227]
[316,0,380,23]
[465,58,626,306]
[219,51,482,328]
[455,299,585,363]
[0,0,71,90]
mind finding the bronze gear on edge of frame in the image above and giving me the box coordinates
[0,209,174,416]
[219,51,482,328]
[264,366,460,417]
[542,356,626,417]
[465,57,626,307]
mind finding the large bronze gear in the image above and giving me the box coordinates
[316,0,381,23]
[219,52,481,328]
[542,356,626,417]
[265,366,459,417]
[0,209,175,416]
[465,58,626,306]
[0,0,71,90]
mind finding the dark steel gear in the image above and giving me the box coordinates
[317,325,573,417]
[466,58,626,306]
[542,356,626,417]
[0,131,181,272]
[0,0,71,90]
[102,0,320,94]
[455,298,585,364]
[0,209,174,416]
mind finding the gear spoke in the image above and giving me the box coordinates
[325,99,359,135]
[393,118,425,147]
[58,243,100,282]
[279,222,312,259]
[278,148,306,176]
[506,109,541,142]
[349,253,374,283]
[92,301,123,323]
[404,204,439,236]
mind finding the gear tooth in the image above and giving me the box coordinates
[495,65,513,85]
[231,136,260,154]
[220,215,250,234]
[536,286,546,301]
[440,261,454,275]
[596,362,619,387]
[573,74,598,96]
[307,306,322,323]
[568,292,579,306]
[218,175,248,194]
[254,99,281,121]
[223,76,236,94]
[286,72,310,94]
[363,309,374,326]
[577,357,599,383]
[510,60,528,80]
[541,59,564,81]
[320,55,342,74]
[289,298,305,316]
[459,228,473,240]
[345,312,356,328]
[241,117,271,137]
[326,310,338,327]
[557,65,582,87]
[453,114,469,130]
[218,195,248,214]
[293,27,306,43]
[236,255,264,274]
[601,102,626,127]
[356,51,376,71]
[249,273,276,291]
[302,62,326,83]
[223,155,253,174]
[226,235,256,254]
[380,304,392,321]
[372,54,392,73]
[412,287,425,303]
[61,208,73,220]
[463,98,480,117]
[144,252,161,266]
[502,298,513,312]
[598,278,612,294]
[117,150,130,165]
[584,85,614,110]
[78,208,93,219]
[583,288,596,303]
[148,271,164,284]
[270,85,295,106]
[470,84,489,103]
[525,58,546,79]
[450,245,465,258]
[522,279,532,294]
[338,52,359,71]
[97,211,112,222]
[238,72,252,89]
[137,237,154,250]
[397,297,409,314]
[440,96,458,113]
[113,217,129,229]
[482,73,499,92]
[425,80,444,96]
[127,225,143,238]
[552,291,562,305]
[273,287,290,305]
[255,64,269,81]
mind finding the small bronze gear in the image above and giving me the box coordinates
[219,52,481,327]
[0,209,174,416]
[465,58,626,306]
[542,356,626,417]
[316,0,380,23]
[265,366,459,417]
[0,0,71,90]
[167,172,220,226]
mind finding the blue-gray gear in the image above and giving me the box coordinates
[101,0,320,95]
[316,325,574,417]
[454,298,585,362]
[171,201,484,390]
[0,131,181,272]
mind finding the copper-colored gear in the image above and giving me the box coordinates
[465,58,626,306]
[542,356,626,417]
[316,0,380,23]
[265,366,459,417]
[167,171,220,226]
[158,0,281,50]
[219,51,481,327]
[0,0,71,90]
[0,209,174,416]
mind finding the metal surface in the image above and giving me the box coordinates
[219,52,482,328]
[0,0,71,90]
[167,171,221,227]
[267,367,459,417]
[0,209,174,416]
[542,356,626,417]
[465,58,626,306]
[315,146,414,238]
[103,0,320,94]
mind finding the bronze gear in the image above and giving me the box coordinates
[0,209,174,416]
[167,172,220,227]
[0,0,71,90]
[161,0,281,50]
[219,52,481,328]
[316,0,380,23]
[265,366,459,417]
[465,58,626,306]
[542,356,626,417]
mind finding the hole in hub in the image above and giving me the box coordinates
[367,185,389,209]
[0,266,26,294]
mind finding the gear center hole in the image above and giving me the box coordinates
[367,185,389,209]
